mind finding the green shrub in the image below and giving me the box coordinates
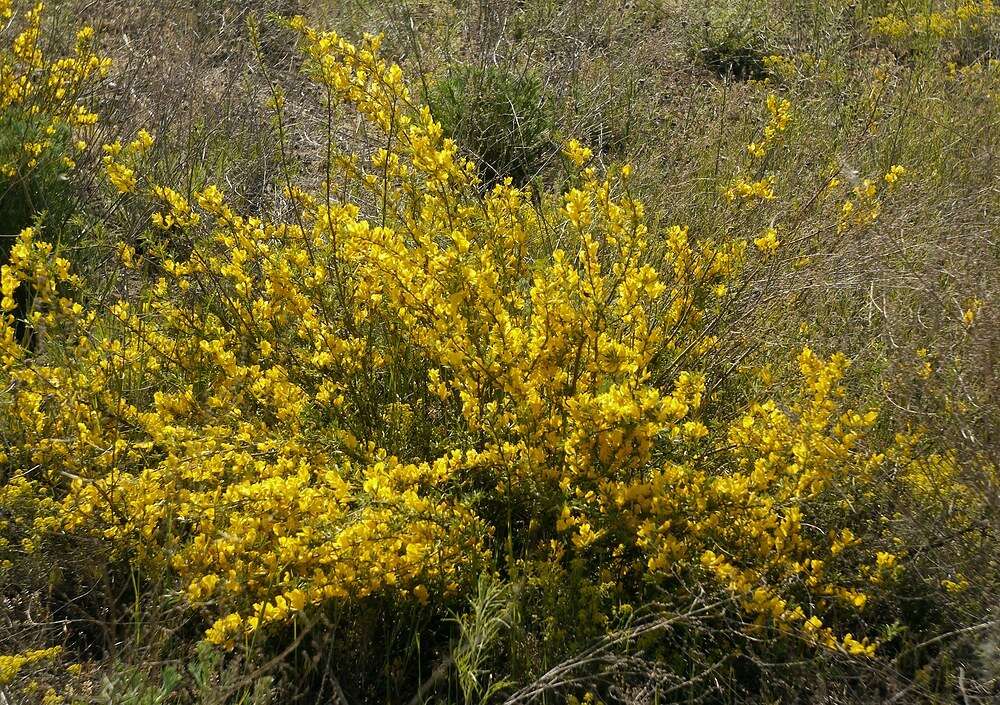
[427,63,555,186]
[688,2,775,81]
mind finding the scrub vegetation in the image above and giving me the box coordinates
[0,1,997,703]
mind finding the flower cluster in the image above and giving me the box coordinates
[870,0,999,45]
[834,166,905,234]
[725,93,791,205]
[747,93,792,159]
[0,2,109,179]
[0,647,61,686]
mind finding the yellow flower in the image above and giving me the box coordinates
[105,160,136,193]
[884,164,905,185]
[563,138,593,167]
[753,226,780,254]
[962,298,982,326]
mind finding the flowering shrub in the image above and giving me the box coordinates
[2,11,930,656]
[0,1,107,178]
[870,0,1000,58]
[0,2,996,702]
[0,0,108,358]
[0,0,107,212]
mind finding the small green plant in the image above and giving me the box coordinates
[689,3,775,80]
[451,575,516,704]
[427,63,554,186]
[93,644,274,705]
